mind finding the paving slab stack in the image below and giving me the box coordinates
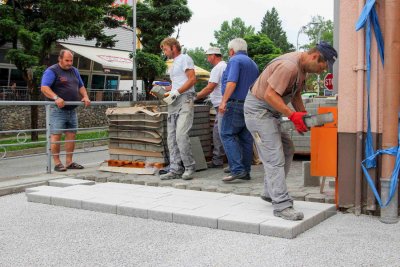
[285,97,338,154]
[106,101,211,168]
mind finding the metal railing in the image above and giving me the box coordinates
[0,87,147,102]
[0,101,117,173]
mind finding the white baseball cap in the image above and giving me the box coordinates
[205,47,222,55]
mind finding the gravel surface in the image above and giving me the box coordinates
[1,193,400,267]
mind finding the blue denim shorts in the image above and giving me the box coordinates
[50,107,78,134]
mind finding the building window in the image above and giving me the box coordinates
[73,56,78,68]
[105,76,119,90]
[0,50,9,64]
[80,74,89,88]
[0,68,9,86]
[93,62,103,71]
[10,69,27,87]
[78,57,91,70]
[91,75,105,89]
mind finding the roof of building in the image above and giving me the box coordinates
[61,26,134,52]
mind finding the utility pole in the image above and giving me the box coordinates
[132,0,137,101]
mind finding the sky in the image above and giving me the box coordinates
[176,0,334,50]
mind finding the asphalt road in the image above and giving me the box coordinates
[0,146,108,180]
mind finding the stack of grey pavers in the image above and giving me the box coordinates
[285,97,338,154]
[25,178,336,239]
[107,101,211,166]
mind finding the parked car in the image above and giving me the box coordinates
[301,92,317,99]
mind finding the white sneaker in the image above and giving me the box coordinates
[182,169,195,180]
[160,172,181,180]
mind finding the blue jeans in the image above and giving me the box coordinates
[50,106,78,134]
[220,101,253,175]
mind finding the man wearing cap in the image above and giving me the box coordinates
[219,38,259,182]
[244,41,338,221]
[195,47,227,169]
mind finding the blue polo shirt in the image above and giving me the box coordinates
[221,51,259,100]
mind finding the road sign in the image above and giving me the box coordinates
[324,73,333,90]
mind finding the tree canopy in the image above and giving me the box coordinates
[211,17,255,58]
[0,0,126,90]
[127,0,192,54]
[244,34,281,71]
[301,15,333,50]
[0,0,126,140]
[186,47,211,72]
[259,7,294,53]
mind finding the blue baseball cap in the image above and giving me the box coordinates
[316,41,338,72]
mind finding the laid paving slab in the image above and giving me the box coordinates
[25,182,336,239]
[49,178,95,187]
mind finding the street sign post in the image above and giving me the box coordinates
[324,73,333,90]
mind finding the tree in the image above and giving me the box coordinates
[260,7,294,53]
[0,0,126,140]
[211,17,255,58]
[186,47,211,72]
[127,0,192,54]
[301,15,334,50]
[124,0,192,99]
[301,16,334,95]
[244,34,281,71]
[135,50,167,97]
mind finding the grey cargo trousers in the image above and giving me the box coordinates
[244,93,295,211]
[167,93,196,174]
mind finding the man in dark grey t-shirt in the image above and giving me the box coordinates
[41,49,91,172]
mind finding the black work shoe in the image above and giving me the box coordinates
[223,167,231,173]
[207,162,223,169]
[260,194,272,203]
[238,173,251,180]
[222,172,248,182]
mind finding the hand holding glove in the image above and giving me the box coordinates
[288,111,308,133]
[162,90,180,105]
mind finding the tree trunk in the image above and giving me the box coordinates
[24,70,39,141]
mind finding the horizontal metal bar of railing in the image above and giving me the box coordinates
[51,137,108,144]
[0,101,116,172]
[0,101,118,106]
[0,128,46,135]
[0,141,47,147]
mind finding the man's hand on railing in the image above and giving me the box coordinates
[55,97,65,108]
[81,96,91,107]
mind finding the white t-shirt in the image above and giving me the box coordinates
[170,54,195,93]
[208,61,227,107]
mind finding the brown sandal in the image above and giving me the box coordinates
[66,162,84,169]
[54,163,67,172]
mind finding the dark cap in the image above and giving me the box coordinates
[316,41,337,72]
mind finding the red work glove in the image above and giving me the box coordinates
[288,112,308,133]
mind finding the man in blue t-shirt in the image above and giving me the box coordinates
[219,38,259,182]
[41,49,91,172]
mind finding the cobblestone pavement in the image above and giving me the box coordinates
[63,159,335,204]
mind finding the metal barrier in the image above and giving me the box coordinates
[0,101,117,173]
[0,87,147,102]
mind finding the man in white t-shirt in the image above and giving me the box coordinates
[159,37,197,180]
[196,47,227,168]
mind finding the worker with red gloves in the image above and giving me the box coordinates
[244,41,337,221]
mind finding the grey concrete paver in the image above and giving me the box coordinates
[48,178,95,187]
[26,182,336,239]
